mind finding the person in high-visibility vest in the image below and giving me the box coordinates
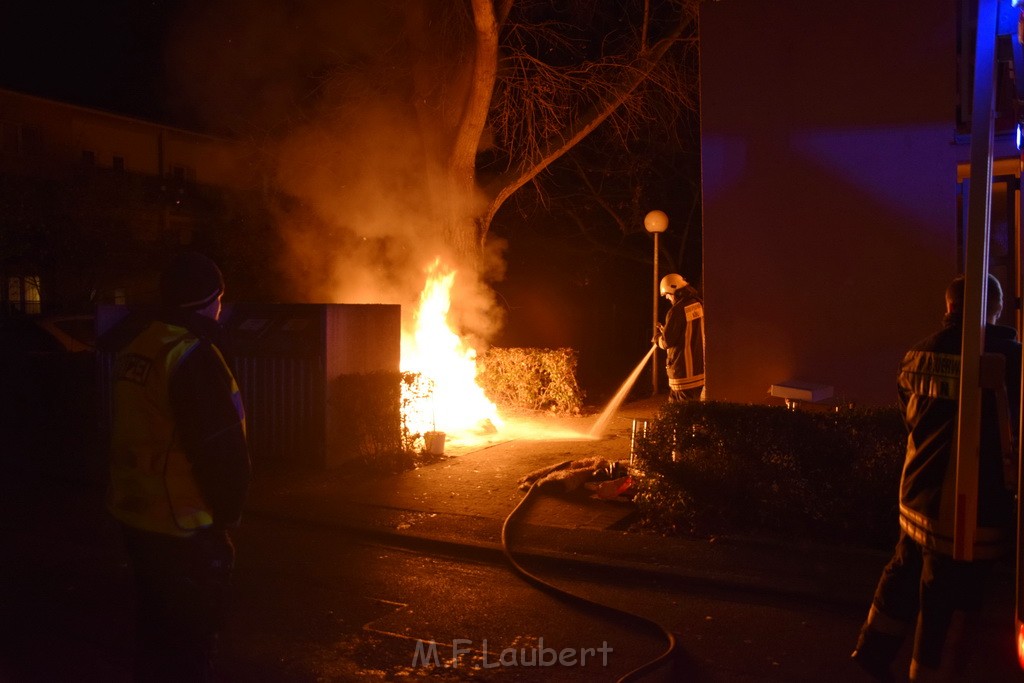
[103,251,250,682]
[852,274,1020,682]
[654,273,706,401]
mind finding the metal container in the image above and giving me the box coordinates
[98,303,401,471]
[630,418,649,464]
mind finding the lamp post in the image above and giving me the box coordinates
[644,210,669,395]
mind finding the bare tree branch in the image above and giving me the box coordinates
[478,13,696,245]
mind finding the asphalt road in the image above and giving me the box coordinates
[1,484,868,683]
[2,471,1022,682]
[219,516,882,682]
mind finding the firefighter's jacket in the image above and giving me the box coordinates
[106,312,250,538]
[897,321,1020,560]
[659,285,706,393]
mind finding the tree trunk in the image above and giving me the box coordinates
[406,0,500,269]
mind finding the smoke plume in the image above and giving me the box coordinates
[165,0,506,344]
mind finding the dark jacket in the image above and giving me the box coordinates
[897,321,1020,559]
[661,284,706,393]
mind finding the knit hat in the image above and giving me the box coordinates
[160,252,225,309]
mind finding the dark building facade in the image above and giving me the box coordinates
[699,1,1022,406]
[0,87,266,315]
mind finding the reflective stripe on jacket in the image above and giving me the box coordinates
[108,320,240,537]
[896,324,1019,560]
[664,292,706,391]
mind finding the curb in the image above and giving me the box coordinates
[246,500,888,610]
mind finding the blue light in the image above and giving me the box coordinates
[1018,123,1023,150]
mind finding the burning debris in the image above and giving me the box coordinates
[401,259,504,448]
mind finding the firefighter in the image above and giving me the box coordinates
[851,274,1020,681]
[654,273,705,401]
[104,251,250,682]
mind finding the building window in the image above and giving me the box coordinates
[0,121,18,156]
[956,0,1018,139]
[81,150,96,166]
[7,275,42,314]
[0,122,41,157]
[20,126,41,156]
[112,155,125,171]
[957,159,1020,329]
[170,164,196,184]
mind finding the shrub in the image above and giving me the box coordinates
[328,371,423,474]
[326,346,588,476]
[477,347,584,414]
[630,401,905,549]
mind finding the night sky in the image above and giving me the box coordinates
[0,1,179,123]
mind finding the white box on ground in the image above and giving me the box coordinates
[769,381,834,403]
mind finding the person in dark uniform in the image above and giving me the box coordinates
[852,273,1020,681]
[654,273,705,402]
[103,252,250,682]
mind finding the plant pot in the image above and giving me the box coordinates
[424,431,446,455]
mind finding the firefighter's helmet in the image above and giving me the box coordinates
[659,273,688,296]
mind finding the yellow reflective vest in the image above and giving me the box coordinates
[108,320,241,537]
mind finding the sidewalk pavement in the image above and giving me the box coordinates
[3,395,1018,682]
[246,396,896,609]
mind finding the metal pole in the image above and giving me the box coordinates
[1017,150,1024,664]
[652,231,660,395]
[955,0,998,562]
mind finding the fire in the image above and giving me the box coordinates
[401,259,503,446]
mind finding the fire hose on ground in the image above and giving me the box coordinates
[500,469,681,682]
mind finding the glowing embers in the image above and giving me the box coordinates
[401,259,503,447]
[1018,621,1024,671]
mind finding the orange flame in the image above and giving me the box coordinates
[401,259,503,446]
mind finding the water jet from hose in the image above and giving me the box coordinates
[589,344,657,438]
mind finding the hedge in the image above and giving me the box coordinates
[477,347,584,415]
[630,401,906,549]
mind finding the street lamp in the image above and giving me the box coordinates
[644,210,669,395]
